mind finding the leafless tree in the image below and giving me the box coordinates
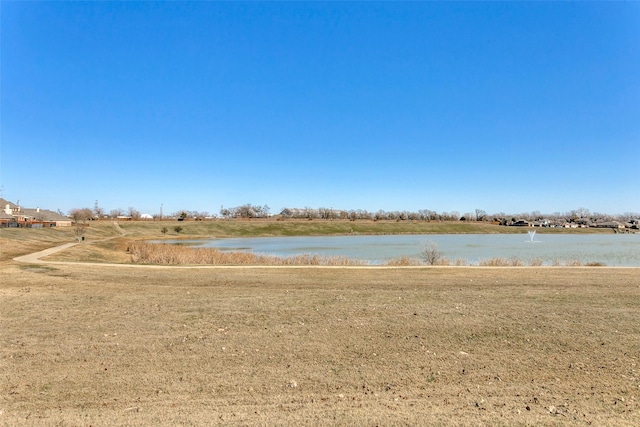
[421,241,443,265]
[128,207,141,220]
[592,212,612,222]
[443,211,460,221]
[279,208,292,218]
[619,212,640,222]
[475,209,487,221]
[576,207,590,219]
[220,206,232,219]
[69,208,92,240]
[318,207,329,220]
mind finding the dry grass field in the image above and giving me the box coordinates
[1,222,639,425]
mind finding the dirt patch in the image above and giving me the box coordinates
[17,265,59,273]
[1,262,638,425]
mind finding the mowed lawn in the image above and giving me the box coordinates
[1,260,639,426]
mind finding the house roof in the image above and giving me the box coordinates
[0,198,19,209]
[0,211,14,220]
[0,199,70,222]
[20,208,70,222]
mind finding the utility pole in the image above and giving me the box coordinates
[160,203,163,220]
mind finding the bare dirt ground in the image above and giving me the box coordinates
[1,251,639,426]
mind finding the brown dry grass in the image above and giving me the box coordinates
[1,258,639,426]
[127,242,367,266]
[114,243,604,268]
[0,224,120,261]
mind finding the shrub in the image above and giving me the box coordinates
[479,257,510,266]
[421,241,443,265]
[510,257,525,267]
[386,256,420,266]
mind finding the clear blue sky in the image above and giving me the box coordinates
[2,1,639,216]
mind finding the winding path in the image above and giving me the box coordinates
[13,243,79,264]
[12,219,129,263]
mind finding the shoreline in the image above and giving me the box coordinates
[13,241,640,269]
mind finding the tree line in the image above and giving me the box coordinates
[68,203,639,224]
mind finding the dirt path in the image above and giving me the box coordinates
[12,242,79,264]
[12,221,129,266]
[112,221,127,236]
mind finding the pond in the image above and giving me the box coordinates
[156,233,640,266]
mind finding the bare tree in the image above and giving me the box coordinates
[128,207,141,220]
[475,209,487,221]
[280,208,292,218]
[318,207,331,220]
[619,212,640,222]
[69,208,92,241]
[216,206,228,219]
[576,207,590,219]
[374,210,387,221]
[421,241,443,265]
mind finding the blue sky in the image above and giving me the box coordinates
[2,1,639,216]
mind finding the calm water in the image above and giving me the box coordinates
[160,233,640,266]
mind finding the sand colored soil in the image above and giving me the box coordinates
[1,250,639,425]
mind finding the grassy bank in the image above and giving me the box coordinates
[0,223,122,260]
[115,218,614,238]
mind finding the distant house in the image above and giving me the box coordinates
[1,198,19,214]
[593,221,625,229]
[0,198,72,227]
[0,210,16,226]
[140,213,154,220]
[22,207,72,227]
[532,219,551,227]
